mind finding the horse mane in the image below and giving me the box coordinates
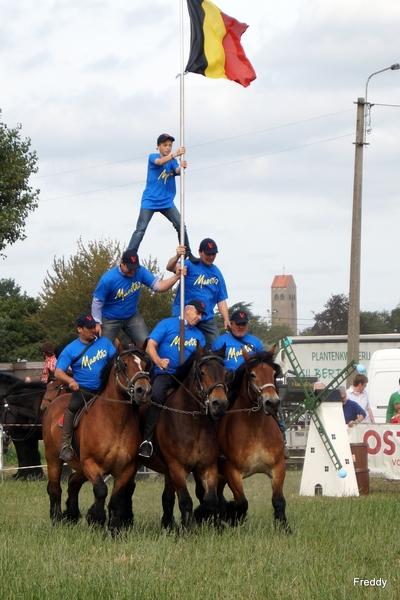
[170,352,197,387]
[0,372,21,388]
[7,379,47,395]
[98,353,116,394]
[229,350,281,397]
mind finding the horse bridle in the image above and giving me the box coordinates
[114,347,153,400]
[246,361,280,407]
[194,354,228,412]
[42,382,68,406]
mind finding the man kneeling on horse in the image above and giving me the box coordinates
[55,314,116,462]
[139,300,206,458]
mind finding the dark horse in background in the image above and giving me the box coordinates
[140,344,230,529]
[42,344,152,534]
[0,373,46,479]
[216,348,290,532]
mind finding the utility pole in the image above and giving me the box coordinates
[347,97,365,380]
[347,64,400,385]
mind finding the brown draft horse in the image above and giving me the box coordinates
[140,344,230,529]
[40,372,69,413]
[217,347,290,531]
[42,344,152,533]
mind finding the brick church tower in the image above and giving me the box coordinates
[270,274,297,334]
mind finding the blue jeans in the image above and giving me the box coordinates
[101,312,149,346]
[128,206,191,252]
[196,318,220,349]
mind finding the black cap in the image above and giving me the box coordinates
[188,299,206,315]
[230,310,249,324]
[121,250,140,270]
[199,238,218,254]
[157,133,175,145]
[76,314,97,328]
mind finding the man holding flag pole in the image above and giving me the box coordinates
[176,0,256,359]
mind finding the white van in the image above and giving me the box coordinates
[366,349,400,423]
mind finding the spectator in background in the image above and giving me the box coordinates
[340,386,366,427]
[313,382,326,393]
[389,401,400,424]
[40,342,57,383]
[386,379,400,422]
[346,373,375,424]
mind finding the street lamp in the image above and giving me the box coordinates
[347,64,400,375]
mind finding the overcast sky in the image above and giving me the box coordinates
[1,0,400,332]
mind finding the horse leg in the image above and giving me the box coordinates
[46,460,64,524]
[64,469,88,523]
[216,473,229,519]
[224,467,248,525]
[193,468,219,525]
[161,473,176,529]
[86,473,108,527]
[12,438,45,481]
[108,471,137,533]
[119,478,136,528]
[169,465,193,529]
[271,463,291,533]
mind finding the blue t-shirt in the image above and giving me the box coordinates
[141,153,179,210]
[56,336,116,389]
[93,265,157,320]
[172,260,228,321]
[149,317,206,375]
[212,332,264,370]
[342,399,366,424]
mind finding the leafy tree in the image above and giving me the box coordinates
[307,293,349,335]
[0,112,40,256]
[390,305,400,333]
[301,294,396,335]
[360,310,392,334]
[0,278,43,361]
[137,256,176,332]
[38,238,123,345]
[37,238,177,346]
[264,323,294,348]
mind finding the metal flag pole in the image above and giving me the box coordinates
[179,0,186,363]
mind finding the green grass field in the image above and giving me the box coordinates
[1,447,399,599]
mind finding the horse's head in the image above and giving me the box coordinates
[194,344,230,419]
[40,379,68,413]
[114,344,153,406]
[242,346,281,416]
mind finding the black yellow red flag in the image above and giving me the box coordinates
[185,0,256,88]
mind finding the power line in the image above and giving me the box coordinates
[39,132,354,203]
[33,108,355,180]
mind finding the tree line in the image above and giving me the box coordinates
[0,237,296,362]
[2,240,400,362]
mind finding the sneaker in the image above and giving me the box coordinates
[138,440,153,458]
[186,252,200,264]
[60,445,74,462]
[284,443,290,460]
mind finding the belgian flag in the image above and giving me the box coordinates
[185,0,257,88]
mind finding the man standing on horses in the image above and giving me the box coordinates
[55,314,117,462]
[138,300,206,458]
[212,310,290,459]
[92,249,185,345]
[166,239,230,348]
